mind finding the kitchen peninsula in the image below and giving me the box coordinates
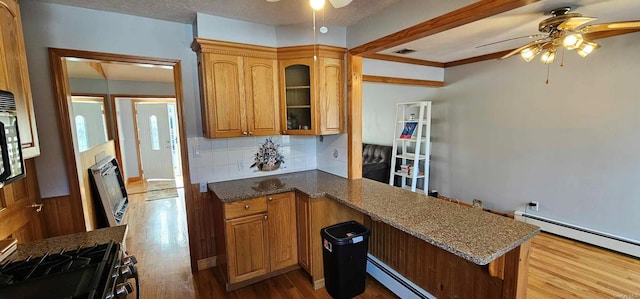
[209,170,539,298]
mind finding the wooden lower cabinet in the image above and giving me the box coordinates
[225,213,270,283]
[266,192,298,271]
[295,192,311,274]
[215,192,298,290]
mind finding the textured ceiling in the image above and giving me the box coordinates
[31,0,399,26]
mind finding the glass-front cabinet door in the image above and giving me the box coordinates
[280,58,316,135]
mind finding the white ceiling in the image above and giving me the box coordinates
[66,59,174,82]
[36,0,640,64]
[382,0,640,63]
[31,0,399,26]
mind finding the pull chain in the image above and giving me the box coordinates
[546,63,550,84]
[560,47,565,67]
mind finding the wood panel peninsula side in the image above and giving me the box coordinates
[209,170,539,298]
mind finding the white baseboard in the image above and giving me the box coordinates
[366,254,434,299]
[514,211,640,258]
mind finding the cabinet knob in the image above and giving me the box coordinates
[282,130,287,134]
[248,131,253,136]
[264,215,268,220]
[242,131,248,136]
[244,205,250,210]
[268,196,272,201]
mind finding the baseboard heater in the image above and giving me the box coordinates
[514,211,640,258]
[366,254,435,299]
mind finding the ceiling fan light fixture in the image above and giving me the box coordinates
[576,40,600,57]
[540,48,557,64]
[562,33,584,50]
[520,47,540,62]
[309,0,325,10]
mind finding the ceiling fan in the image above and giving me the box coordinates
[495,7,640,64]
[267,0,353,9]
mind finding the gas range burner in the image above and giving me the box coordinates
[0,241,137,299]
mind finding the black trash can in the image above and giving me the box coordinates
[321,221,370,299]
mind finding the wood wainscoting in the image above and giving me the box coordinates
[363,215,530,298]
[188,184,217,270]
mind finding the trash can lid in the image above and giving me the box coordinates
[322,221,370,242]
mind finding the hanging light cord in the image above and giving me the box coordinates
[312,10,318,62]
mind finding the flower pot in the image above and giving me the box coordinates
[258,162,281,172]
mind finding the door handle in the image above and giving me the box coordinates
[28,203,44,212]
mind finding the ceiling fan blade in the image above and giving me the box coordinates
[500,40,548,60]
[476,34,547,48]
[557,17,597,30]
[328,0,352,8]
[579,20,640,33]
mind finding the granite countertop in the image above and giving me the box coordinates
[209,170,539,265]
[8,225,128,261]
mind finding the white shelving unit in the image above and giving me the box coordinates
[389,101,432,193]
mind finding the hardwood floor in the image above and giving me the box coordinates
[123,183,640,298]
[528,233,640,299]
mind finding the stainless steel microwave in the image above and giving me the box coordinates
[0,90,25,188]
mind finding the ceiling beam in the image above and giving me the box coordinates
[363,75,444,87]
[349,0,540,56]
[444,50,512,68]
[362,53,444,68]
[88,61,107,79]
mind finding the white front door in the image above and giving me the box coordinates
[136,103,174,179]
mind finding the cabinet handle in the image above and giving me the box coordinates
[242,131,248,136]
[244,205,250,210]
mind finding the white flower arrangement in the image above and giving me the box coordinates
[250,137,285,171]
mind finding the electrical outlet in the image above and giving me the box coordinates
[528,201,539,211]
[199,181,207,192]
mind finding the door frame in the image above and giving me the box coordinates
[110,95,176,182]
[48,48,191,236]
[131,99,177,180]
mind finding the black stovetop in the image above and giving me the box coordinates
[0,241,119,299]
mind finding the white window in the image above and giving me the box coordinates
[150,115,160,150]
[75,115,88,151]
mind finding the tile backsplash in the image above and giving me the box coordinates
[188,135,318,183]
[316,134,348,178]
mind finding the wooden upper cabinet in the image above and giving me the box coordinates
[201,53,246,138]
[244,57,279,136]
[192,39,279,138]
[279,58,316,135]
[318,57,344,135]
[266,192,297,271]
[278,45,345,136]
[0,0,40,158]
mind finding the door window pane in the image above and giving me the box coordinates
[75,115,88,151]
[150,115,160,150]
